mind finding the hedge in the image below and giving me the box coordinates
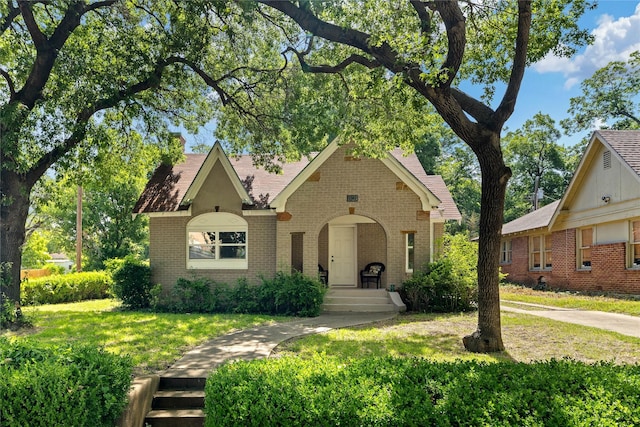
[0,337,132,426]
[205,356,640,426]
[21,271,113,305]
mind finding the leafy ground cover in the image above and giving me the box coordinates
[3,299,284,375]
[501,284,640,316]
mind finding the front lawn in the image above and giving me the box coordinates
[3,299,284,375]
[501,284,640,316]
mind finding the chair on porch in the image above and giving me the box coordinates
[360,262,385,288]
[318,264,328,287]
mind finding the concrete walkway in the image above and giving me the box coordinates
[162,312,397,378]
[501,300,640,338]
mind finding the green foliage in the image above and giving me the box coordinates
[21,272,112,305]
[205,356,640,427]
[20,231,51,269]
[160,272,326,317]
[111,258,152,309]
[0,337,132,427]
[401,234,478,312]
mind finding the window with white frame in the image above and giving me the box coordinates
[187,212,248,269]
[500,240,512,264]
[578,227,593,269]
[405,232,415,273]
[630,220,640,268]
[529,234,552,270]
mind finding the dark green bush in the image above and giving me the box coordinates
[21,271,113,305]
[0,337,132,426]
[401,233,478,312]
[162,271,325,316]
[205,356,640,427]
[111,257,152,309]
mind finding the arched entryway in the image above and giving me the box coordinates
[318,215,387,287]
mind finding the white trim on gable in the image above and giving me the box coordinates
[180,141,251,207]
[549,132,640,231]
[269,138,441,213]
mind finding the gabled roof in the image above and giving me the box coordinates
[501,200,560,236]
[548,129,640,229]
[134,139,462,221]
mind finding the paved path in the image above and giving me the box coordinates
[162,303,640,378]
[501,300,640,338]
[163,312,396,378]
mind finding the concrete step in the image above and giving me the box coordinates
[145,409,204,427]
[324,296,391,305]
[322,303,398,312]
[326,289,388,297]
[152,390,205,409]
[159,376,206,391]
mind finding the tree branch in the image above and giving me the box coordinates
[494,1,532,128]
[285,46,380,74]
[0,0,21,35]
[0,67,16,98]
[431,1,466,87]
[409,0,432,36]
[17,1,47,50]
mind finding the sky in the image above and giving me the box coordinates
[183,1,640,152]
[503,0,640,147]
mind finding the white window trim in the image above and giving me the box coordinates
[500,240,512,265]
[577,227,593,270]
[529,235,552,271]
[405,232,415,273]
[629,220,640,269]
[187,212,248,270]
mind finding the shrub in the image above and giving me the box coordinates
[229,278,260,314]
[21,271,113,305]
[401,233,478,312]
[205,356,640,427]
[258,271,326,317]
[111,257,152,309]
[0,337,132,427]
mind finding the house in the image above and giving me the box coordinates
[500,130,640,294]
[134,139,461,293]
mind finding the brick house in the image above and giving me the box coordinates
[134,139,461,293]
[500,130,640,294]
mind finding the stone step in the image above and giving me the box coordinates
[152,390,205,409]
[326,289,388,297]
[145,409,204,427]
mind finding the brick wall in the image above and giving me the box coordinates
[276,145,432,287]
[501,228,640,294]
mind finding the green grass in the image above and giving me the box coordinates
[276,311,640,365]
[500,284,640,316]
[4,299,283,375]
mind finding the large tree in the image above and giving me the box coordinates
[249,0,593,352]
[562,50,640,133]
[0,0,324,303]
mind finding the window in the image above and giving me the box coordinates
[529,235,552,270]
[578,227,593,269]
[406,232,415,273]
[187,213,248,269]
[500,240,512,264]
[630,221,640,268]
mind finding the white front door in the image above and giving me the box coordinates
[329,225,357,286]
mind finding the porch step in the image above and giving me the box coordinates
[322,289,400,313]
[145,377,206,427]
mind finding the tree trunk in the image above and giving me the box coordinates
[0,171,32,303]
[463,134,510,353]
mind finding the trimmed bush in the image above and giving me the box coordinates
[0,337,132,427]
[111,258,152,309]
[258,271,326,317]
[21,271,113,305]
[205,356,640,427]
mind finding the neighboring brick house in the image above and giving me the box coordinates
[134,139,461,292]
[500,130,640,294]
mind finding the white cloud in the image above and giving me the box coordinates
[533,3,640,89]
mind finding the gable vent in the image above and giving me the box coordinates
[603,150,611,169]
